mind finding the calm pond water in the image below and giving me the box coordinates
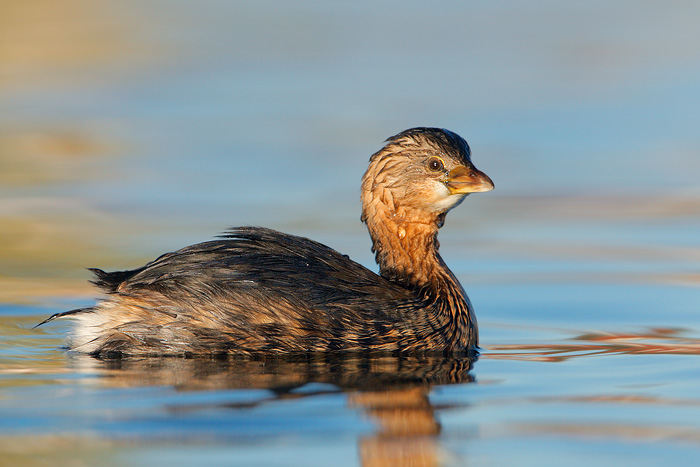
[2,1,700,466]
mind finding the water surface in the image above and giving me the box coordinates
[1,1,699,465]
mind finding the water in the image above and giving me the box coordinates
[1,1,700,465]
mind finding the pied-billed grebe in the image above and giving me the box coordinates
[38,127,494,356]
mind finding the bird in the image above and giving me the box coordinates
[37,127,494,357]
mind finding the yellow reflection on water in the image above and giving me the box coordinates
[0,131,111,185]
[0,436,119,467]
[0,0,150,89]
[0,1,152,303]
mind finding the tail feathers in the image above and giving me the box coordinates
[33,307,95,329]
[88,267,141,293]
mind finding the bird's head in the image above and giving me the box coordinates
[361,127,494,227]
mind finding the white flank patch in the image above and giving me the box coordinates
[68,308,111,354]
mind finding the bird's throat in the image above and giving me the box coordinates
[366,212,446,289]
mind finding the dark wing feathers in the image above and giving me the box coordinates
[41,227,437,354]
[99,227,418,320]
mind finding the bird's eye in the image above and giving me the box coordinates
[427,157,444,172]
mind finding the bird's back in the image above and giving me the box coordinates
[69,227,439,355]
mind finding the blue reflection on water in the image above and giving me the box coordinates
[1,0,700,465]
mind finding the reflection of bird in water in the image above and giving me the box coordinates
[84,353,476,390]
[83,354,476,467]
[38,127,494,356]
[349,388,443,467]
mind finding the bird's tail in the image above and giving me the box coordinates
[33,307,95,329]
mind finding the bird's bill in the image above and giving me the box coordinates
[446,166,495,194]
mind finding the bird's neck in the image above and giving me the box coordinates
[362,200,457,292]
[361,190,477,349]
[369,214,443,288]
[364,205,476,345]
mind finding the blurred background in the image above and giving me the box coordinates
[1,2,700,465]
[2,0,699,299]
